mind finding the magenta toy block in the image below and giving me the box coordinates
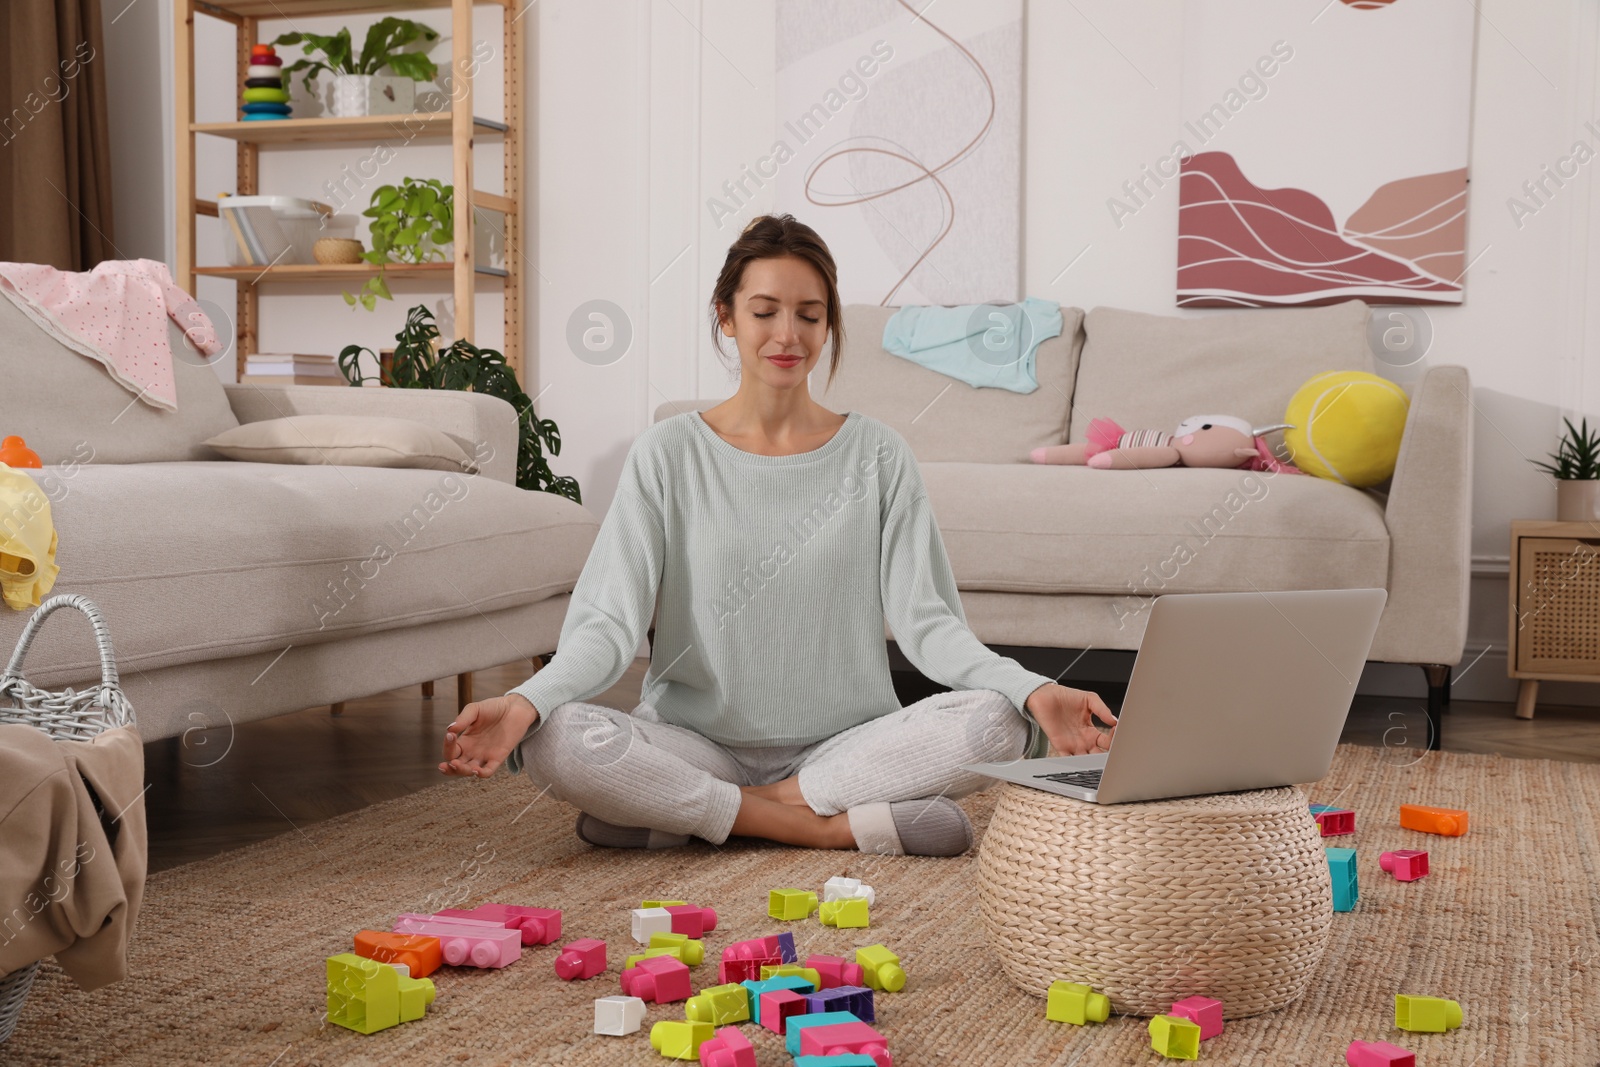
[1379,849,1430,882]
[720,936,785,983]
[759,988,809,1035]
[663,904,719,939]
[1308,804,1356,836]
[436,903,561,945]
[799,1020,892,1066]
[1168,996,1223,1040]
[700,1025,757,1067]
[620,953,692,1004]
[806,954,866,989]
[391,915,520,968]
[1346,1039,1415,1066]
[554,938,607,980]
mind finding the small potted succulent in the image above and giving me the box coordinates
[273,17,439,117]
[345,177,453,311]
[1532,416,1600,521]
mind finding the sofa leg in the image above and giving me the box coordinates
[458,672,474,712]
[330,702,345,716]
[421,680,434,699]
[1420,664,1449,751]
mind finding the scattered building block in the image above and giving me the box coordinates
[1327,847,1358,912]
[743,975,817,1023]
[700,1025,758,1067]
[855,945,906,992]
[759,988,809,1034]
[1379,850,1430,882]
[1148,1014,1201,1060]
[786,1011,864,1056]
[436,903,561,945]
[554,938,607,980]
[1399,803,1468,836]
[760,964,822,989]
[353,930,442,979]
[720,935,785,983]
[1346,1039,1416,1066]
[664,904,719,938]
[1046,981,1109,1025]
[797,1020,892,1065]
[806,953,865,989]
[687,983,753,1026]
[776,931,797,963]
[620,954,693,1004]
[806,985,875,1023]
[649,931,705,966]
[1308,804,1356,836]
[823,876,876,905]
[770,888,820,920]
[594,995,647,1036]
[793,1057,877,1067]
[650,1019,714,1060]
[1394,994,1462,1033]
[391,915,520,968]
[325,952,434,1035]
[819,898,870,928]
[632,907,676,942]
[642,899,687,909]
[1169,996,1223,1039]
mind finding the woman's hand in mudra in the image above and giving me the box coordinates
[1024,683,1118,757]
[440,693,540,778]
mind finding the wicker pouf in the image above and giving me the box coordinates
[977,782,1331,1018]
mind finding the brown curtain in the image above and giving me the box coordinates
[0,0,117,269]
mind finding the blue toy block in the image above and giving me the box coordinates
[805,985,875,1023]
[785,1011,863,1055]
[1327,847,1358,912]
[794,1056,877,1067]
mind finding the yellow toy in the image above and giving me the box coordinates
[0,463,59,610]
[1046,981,1109,1025]
[648,931,705,966]
[855,944,906,992]
[769,888,819,921]
[325,953,435,1035]
[819,897,870,929]
[643,899,687,909]
[685,983,752,1026]
[760,964,822,989]
[1148,1013,1201,1059]
[625,946,692,969]
[1283,370,1410,488]
[1395,993,1462,1032]
[650,1019,714,1060]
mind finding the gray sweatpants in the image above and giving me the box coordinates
[514,688,1034,845]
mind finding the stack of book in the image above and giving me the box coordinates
[240,353,344,386]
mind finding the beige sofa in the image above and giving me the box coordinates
[657,299,1472,749]
[0,295,596,742]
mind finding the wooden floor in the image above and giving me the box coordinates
[144,657,1600,873]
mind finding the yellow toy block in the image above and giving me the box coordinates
[649,931,705,966]
[1148,1014,1201,1060]
[685,983,752,1026]
[1046,981,1109,1025]
[1395,994,1462,1032]
[768,888,819,921]
[855,944,906,992]
[643,899,688,909]
[650,1018,714,1060]
[759,964,821,990]
[819,897,870,929]
[625,946,691,969]
[325,952,435,1035]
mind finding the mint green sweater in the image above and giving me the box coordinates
[504,410,1053,774]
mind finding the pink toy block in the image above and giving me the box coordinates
[436,903,561,945]
[759,988,808,1035]
[1309,805,1356,836]
[700,1025,757,1067]
[554,938,607,980]
[620,953,692,1004]
[1346,1039,1415,1066]
[663,904,719,938]
[391,914,520,968]
[720,936,785,983]
[1379,850,1430,882]
[806,953,866,989]
[1168,996,1223,1040]
[799,1020,892,1066]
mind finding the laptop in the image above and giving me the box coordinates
[961,588,1387,804]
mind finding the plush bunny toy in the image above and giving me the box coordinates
[1030,415,1301,473]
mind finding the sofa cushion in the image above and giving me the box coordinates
[0,462,596,679]
[919,462,1389,609]
[812,302,1086,464]
[203,415,479,473]
[1069,299,1374,444]
[0,293,240,465]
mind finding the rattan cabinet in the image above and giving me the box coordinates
[1508,520,1600,719]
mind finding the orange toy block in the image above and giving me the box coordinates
[1399,803,1468,836]
[353,930,443,979]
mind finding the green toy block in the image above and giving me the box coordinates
[819,897,870,929]
[1046,980,1109,1025]
[1395,993,1463,1032]
[626,945,692,969]
[648,931,705,966]
[686,983,752,1026]
[1326,847,1358,912]
[650,1018,714,1060]
[769,887,820,920]
[326,952,435,1035]
[855,944,906,992]
[760,963,822,989]
[642,899,687,909]
[1148,1013,1201,1059]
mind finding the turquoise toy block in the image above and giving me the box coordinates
[1327,847,1358,912]
[785,1011,863,1055]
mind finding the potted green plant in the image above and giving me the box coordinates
[338,305,580,502]
[272,17,439,118]
[346,178,453,311]
[1532,416,1600,521]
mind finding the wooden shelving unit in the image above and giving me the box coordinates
[175,0,523,380]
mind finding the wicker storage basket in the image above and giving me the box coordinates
[977,782,1331,1018]
[0,595,136,1043]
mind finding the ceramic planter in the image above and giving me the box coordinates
[328,74,415,117]
[1556,478,1600,521]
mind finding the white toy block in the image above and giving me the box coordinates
[823,876,876,906]
[594,994,647,1035]
[630,906,674,943]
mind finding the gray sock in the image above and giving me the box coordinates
[846,797,974,857]
[575,813,691,850]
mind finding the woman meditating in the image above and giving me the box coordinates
[439,213,1118,857]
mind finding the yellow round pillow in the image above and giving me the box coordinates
[1283,371,1409,487]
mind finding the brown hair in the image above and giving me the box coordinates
[709,213,845,389]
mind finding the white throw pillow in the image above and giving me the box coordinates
[203,415,479,473]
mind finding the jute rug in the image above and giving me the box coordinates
[5,744,1598,1066]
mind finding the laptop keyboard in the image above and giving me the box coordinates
[1033,768,1103,789]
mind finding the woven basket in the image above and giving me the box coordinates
[977,782,1331,1018]
[0,595,136,1043]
